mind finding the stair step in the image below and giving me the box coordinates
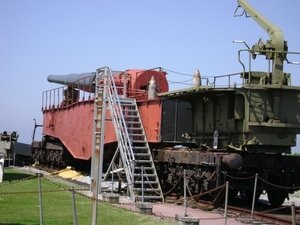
[132,150,148,154]
[134,181,158,184]
[129,133,145,137]
[132,146,148,150]
[103,92,163,202]
[119,98,134,103]
[134,166,154,170]
[135,159,152,163]
[133,188,161,192]
[122,108,137,116]
[135,196,163,201]
[127,127,142,130]
[134,153,150,157]
[134,173,156,177]
[126,121,141,125]
[125,115,139,118]
[133,140,147,143]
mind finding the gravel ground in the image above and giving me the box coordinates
[14,166,134,204]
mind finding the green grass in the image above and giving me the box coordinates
[0,168,175,225]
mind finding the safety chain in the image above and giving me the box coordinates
[223,172,300,190]
[260,205,289,214]
[41,176,90,193]
[1,171,294,223]
[188,183,226,199]
[142,167,227,205]
[112,165,184,197]
[0,189,66,195]
[211,185,225,205]
[258,176,300,190]
[185,184,226,207]
[0,174,37,187]
[43,176,67,188]
[222,172,256,180]
[0,173,89,195]
[74,190,137,208]
[143,166,183,196]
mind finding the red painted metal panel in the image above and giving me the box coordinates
[43,100,117,160]
[138,99,163,143]
[41,68,168,160]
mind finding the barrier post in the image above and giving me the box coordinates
[224,181,229,225]
[251,173,258,220]
[175,169,200,224]
[37,173,44,225]
[291,202,296,225]
[70,187,78,225]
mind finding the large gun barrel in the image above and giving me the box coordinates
[47,73,96,92]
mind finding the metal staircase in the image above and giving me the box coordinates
[96,67,163,202]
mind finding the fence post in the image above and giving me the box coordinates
[70,187,78,225]
[291,202,296,225]
[251,173,258,220]
[184,170,187,216]
[224,181,229,225]
[37,173,44,225]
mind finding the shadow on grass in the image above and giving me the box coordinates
[0,223,26,225]
[3,168,34,182]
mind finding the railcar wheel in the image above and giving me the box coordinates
[267,190,286,208]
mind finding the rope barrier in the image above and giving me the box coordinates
[2,168,300,205]
[1,170,299,224]
[223,172,300,190]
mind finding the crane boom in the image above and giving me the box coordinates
[236,0,287,84]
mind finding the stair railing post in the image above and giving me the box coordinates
[131,161,135,200]
[141,166,144,203]
[184,170,187,216]
[123,72,127,98]
[111,163,114,194]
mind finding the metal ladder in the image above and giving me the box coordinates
[120,98,163,202]
[96,67,163,202]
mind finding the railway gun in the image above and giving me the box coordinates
[31,0,300,207]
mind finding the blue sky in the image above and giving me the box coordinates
[1,1,300,152]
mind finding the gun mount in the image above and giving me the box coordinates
[235,0,288,85]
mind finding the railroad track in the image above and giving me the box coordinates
[224,205,299,225]
[163,194,300,225]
